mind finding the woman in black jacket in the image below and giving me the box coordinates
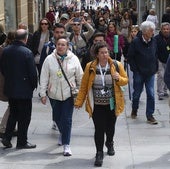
[32,18,53,79]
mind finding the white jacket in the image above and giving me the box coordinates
[40,49,83,101]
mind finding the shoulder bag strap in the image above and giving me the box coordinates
[57,59,73,96]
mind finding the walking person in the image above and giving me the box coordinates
[164,55,170,106]
[1,29,38,149]
[32,18,53,79]
[164,55,170,90]
[128,21,158,124]
[40,36,83,156]
[0,31,17,138]
[39,23,66,130]
[155,22,170,100]
[74,42,128,166]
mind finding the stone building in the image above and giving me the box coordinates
[0,0,49,33]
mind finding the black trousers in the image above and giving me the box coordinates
[5,98,32,146]
[92,104,117,152]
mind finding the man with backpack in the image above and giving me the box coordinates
[65,17,94,66]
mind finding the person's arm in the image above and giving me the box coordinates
[82,17,94,41]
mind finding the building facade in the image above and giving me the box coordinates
[0,0,49,33]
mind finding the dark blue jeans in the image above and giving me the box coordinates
[49,97,73,145]
[132,72,155,118]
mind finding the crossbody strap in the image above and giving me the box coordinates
[57,59,72,96]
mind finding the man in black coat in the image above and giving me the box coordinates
[155,22,170,100]
[162,7,170,23]
[1,29,38,149]
[128,21,158,125]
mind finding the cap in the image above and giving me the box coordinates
[60,13,69,20]
[73,17,81,23]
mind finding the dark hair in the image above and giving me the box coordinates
[53,23,66,31]
[5,30,16,45]
[92,32,105,41]
[94,41,108,56]
[0,32,6,45]
[56,36,69,46]
[38,18,52,31]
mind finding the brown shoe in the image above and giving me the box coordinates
[131,110,137,119]
[147,116,158,125]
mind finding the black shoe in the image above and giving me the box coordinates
[131,109,137,119]
[105,142,115,156]
[94,151,103,167]
[16,142,36,149]
[1,138,12,148]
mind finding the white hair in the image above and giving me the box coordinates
[140,21,156,33]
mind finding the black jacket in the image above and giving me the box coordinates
[162,13,170,23]
[154,31,170,63]
[128,34,158,76]
[31,30,53,55]
[1,40,38,99]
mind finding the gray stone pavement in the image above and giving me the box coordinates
[0,81,170,169]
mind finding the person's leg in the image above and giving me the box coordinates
[105,108,117,143]
[92,105,106,152]
[131,72,144,118]
[60,97,73,145]
[0,105,10,133]
[157,61,165,100]
[17,99,32,146]
[4,99,17,140]
[49,98,57,130]
[92,105,107,166]
[145,75,155,118]
[2,99,17,148]
[49,98,62,133]
[105,106,117,156]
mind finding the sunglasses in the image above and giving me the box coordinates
[41,23,48,25]
[131,25,139,28]
[73,23,80,26]
[99,19,104,22]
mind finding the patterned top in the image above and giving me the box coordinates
[92,65,114,105]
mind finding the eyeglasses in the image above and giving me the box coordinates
[41,23,48,25]
[99,19,104,22]
[73,23,80,26]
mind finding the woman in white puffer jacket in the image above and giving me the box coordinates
[40,36,83,156]
[146,9,158,28]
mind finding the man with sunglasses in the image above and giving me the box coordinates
[65,17,94,65]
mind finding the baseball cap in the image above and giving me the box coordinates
[60,13,69,20]
[73,17,81,23]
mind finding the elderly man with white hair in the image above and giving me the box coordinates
[128,21,158,124]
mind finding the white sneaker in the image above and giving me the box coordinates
[63,144,72,156]
[58,134,62,146]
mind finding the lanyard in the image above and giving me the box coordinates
[99,62,108,87]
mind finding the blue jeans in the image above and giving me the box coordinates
[49,97,73,145]
[132,72,155,118]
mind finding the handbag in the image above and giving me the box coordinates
[57,59,78,99]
